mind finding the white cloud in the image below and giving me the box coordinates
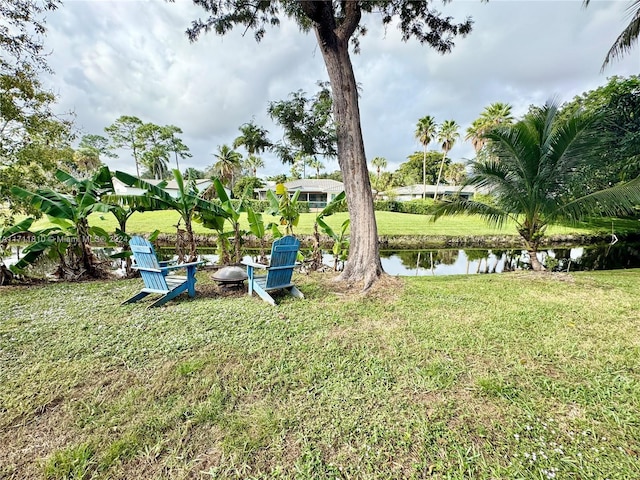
[42,0,639,176]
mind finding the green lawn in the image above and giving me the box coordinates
[27,209,639,239]
[1,270,639,478]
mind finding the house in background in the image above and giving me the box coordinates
[111,178,214,198]
[256,179,345,209]
[383,184,479,201]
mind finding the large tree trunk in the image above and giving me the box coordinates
[310,6,383,289]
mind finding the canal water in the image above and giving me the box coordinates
[3,243,638,276]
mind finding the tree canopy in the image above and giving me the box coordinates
[186,0,475,288]
[0,1,72,223]
[268,84,337,165]
[560,75,640,197]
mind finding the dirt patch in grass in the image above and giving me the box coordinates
[307,271,405,303]
[0,398,76,479]
[507,271,576,282]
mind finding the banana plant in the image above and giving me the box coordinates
[267,184,300,235]
[317,216,350,271]
[212,178,245,264]
[10,166,116,278]
[0,218,34,284]
[246,203,282,264]
[113,169,228,262]
[310,191,347,271]
[196,207,231,265]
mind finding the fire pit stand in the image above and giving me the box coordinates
[211,266,248,290]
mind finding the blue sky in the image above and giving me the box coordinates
[43,0,639,177]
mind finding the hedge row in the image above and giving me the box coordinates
[373,199,434,214]
[213,198,435,215]
[211,199,311,214]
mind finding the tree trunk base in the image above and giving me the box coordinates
[336,262,383,291]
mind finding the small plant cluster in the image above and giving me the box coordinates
[504,414,634,478]
[2,169,350,282]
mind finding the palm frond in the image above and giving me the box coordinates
[466,159,529,212]
[558,175,640,221]
[602,0,640,69]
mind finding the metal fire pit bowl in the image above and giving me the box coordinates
[212,266,248,289]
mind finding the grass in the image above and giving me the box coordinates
[23,209,640,240]
[1,270,640,478]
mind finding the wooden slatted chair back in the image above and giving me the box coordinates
[129,236,169,292]
[265,236,300,290]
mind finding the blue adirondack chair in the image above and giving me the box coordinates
[242,235,304,306]
[122,236,204,308]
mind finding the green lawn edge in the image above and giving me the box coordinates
[1,270,639,478]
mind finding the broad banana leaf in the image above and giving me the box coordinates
[10,186,75,220]
[247,207,265,239]
[1,218,34,241]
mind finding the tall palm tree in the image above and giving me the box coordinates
[233,121,271,157]
[465,118,485,153]
[584,0,640,69]
[141,146,170,180]
[465,102,513,152]
[211,144,243,189]
[307,158,325,178]
[243,154,265,177]
[371,156,387,187]
[433,101,640,271]
[434,120,460,200]
[415,115,437,199]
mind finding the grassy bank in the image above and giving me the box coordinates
[1,270,639,478]
[24,210,640,239]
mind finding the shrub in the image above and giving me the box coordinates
[374,199,434,215]
[400,199,434,215]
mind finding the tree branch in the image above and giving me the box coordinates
[337,1,362,41]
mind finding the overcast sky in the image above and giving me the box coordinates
[41,0,639,178]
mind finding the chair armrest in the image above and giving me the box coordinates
[132,266,162,273]
[164,261,205,271]
[241,260,268,269]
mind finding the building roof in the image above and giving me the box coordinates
[258,179,344,193]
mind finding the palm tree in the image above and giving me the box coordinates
[307,157,325,178]
[434,120,460,200]
[465,118,485,153]
[415,116,437,199]
[371,156,387,187]
[465,102,513,153]
[584,0,640,69]
[233,121,271,157]
[211,144,243,189]
[432,101,640,271]
[142,147,170,180]
[244,154,265,177]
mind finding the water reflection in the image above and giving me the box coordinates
[2,243,639,277]
[381,243,640,276]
